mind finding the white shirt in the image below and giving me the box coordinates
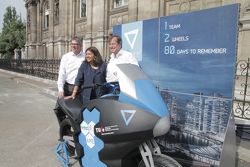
[106,49,139,82]
[57,51,85,92]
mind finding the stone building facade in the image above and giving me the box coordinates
[24,0,250,61]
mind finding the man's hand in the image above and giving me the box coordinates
[58,91,64,98]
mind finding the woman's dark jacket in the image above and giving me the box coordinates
[74,61,107,103]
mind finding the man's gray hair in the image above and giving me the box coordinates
[72,36,83,44]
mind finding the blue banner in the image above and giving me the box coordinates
[113,4,239,166]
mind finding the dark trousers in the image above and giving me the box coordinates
[55,82,82,108]
[54,82,74,112]
[54,82,79,125]
[63,82,74,96]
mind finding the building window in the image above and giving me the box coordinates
[27,9,31,29]
[54,0,59,25]
[113,0,128,8]
[44,1,49,29]
[45,11,49,28]
[80,0,87,18]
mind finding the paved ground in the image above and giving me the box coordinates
[0,70,79,167]
[0,69,250,167]
[236,136,250,167]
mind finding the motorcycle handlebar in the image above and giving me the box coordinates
[76,82,120,95]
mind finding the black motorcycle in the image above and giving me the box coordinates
[54,64,181,167]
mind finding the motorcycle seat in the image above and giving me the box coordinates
[58,98,83,123]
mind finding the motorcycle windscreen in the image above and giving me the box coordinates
[115,64,169,117]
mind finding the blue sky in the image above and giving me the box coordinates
[0,0,26,31]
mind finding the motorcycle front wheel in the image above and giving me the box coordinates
[138,154,182,167]
[60,118,76,157]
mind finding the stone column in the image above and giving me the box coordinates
[137,0,159,20]
[26,0,38,59]
[14,49,21,59]
[91,0,106,57]
[128,0,138,22]
[85,0,93,48]
[21,48,26,59]
[239,5,250,60]
[29,1,37,43]
[47,0,55,59]
[59,0,74,54]
[36,1,42,59]
[25,2,29,59]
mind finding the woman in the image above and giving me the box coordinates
[65,46,107,104]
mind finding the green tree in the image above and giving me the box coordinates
[0,6,26,59]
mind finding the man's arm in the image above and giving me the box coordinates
[57,56,66,97]
[106,63,118,83]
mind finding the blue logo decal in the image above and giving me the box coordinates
[78,108,106,167]
[121,110,136,126]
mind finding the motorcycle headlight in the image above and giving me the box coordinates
[153,115,170,137]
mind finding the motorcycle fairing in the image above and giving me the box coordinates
[86,99,160,141]
[78,108,106,167]
[116,64,169,117]
[77,64,171,167]
[81,99,160,167]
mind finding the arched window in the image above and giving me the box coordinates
[113,0,128,8]
[80,0,87,18]
[54,0,59,25]
[44,1,49,29]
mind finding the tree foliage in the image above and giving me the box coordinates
[0,6,26,59]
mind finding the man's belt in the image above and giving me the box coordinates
[65,82,74,86]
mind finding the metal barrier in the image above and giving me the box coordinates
[0,58,250,120]
[234,58,250,120]
[0,59,60,81]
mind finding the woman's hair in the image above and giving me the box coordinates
[86,46,103,67]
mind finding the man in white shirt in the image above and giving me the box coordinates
[57,36,85,98]
[106,34,139,82]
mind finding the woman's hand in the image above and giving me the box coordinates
[66,87,78,100]
[64,95,75,100]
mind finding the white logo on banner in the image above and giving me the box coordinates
[124,29,139,49]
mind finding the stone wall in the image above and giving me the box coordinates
[24,0,250,61]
